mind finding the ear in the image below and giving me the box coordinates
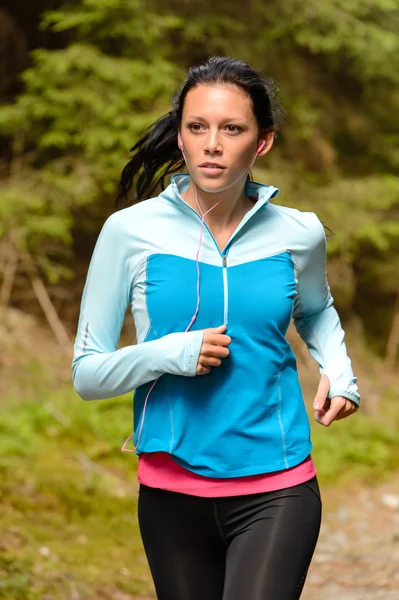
[257,129,274,156]
[177,132,183,149]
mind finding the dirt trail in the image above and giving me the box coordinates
[303,475,399,600]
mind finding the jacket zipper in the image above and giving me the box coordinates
[222,254,228,325]
[171,182,276,328]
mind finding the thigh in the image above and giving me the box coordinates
[138,485,226,600]
[222,478,322,600]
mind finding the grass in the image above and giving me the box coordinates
[0,371,152,600]
[1,358,399,599]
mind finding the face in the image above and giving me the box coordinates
[179,84,273,193]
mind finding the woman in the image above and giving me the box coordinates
[72,56,360,599]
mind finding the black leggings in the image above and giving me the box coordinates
[138,477,322,600]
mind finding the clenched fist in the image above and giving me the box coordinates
[196,324,231,375]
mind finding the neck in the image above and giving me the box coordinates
[180,177,254,229]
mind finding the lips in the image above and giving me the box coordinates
[199,163,226,169]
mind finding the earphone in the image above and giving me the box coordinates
[121,133,266,453]
[257,140,266,153]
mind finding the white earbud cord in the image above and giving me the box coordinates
[121,147,260,453]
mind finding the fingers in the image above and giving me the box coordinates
[315,397,344,426]
[199,355,222,367]
[313,375,330,411]
[202,324,227,336]
[202,342,230,358]
[202,325,231,346]
[196,364,211,376]
[315,397,357,427]
[334,400,359,421]
[196,343,229,375]
[312,376,360,427]
[204,333,232,347]
[196,324,231,376]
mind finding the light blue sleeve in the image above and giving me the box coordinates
[292,213,360,406]
[72,213,204,401]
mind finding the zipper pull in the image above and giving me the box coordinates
[222,256,227,267]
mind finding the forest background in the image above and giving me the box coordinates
[0,1,398,599]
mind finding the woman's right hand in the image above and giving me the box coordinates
[196,324,232,375]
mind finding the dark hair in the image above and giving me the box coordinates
[116,56,285,208]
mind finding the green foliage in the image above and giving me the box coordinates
[0,0,183,285]
[42,0,183,55]
[0,381,151,599]
[273,0,399,83]
[12,43,181,191]
[311,405,399,484]
[0,387,133,467]
[0,554,42,600]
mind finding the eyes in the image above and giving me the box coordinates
[188,123,243,134]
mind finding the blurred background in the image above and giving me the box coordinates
[0,1,398,598]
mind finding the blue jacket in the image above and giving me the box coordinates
[72,173,360,477]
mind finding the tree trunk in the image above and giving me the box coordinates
[21,251,72,354]
[0,239,18,305]
[384,289,399,372]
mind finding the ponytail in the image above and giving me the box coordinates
[116,109,184,208]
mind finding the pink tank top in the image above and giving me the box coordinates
[138,452,316,497]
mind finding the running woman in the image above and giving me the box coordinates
[72,56,360,600]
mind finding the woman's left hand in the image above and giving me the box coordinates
[313,374,358,427]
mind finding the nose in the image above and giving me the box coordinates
[204,130,222,154]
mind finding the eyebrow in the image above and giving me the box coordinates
[185,115,247,123]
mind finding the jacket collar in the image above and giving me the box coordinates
[160,173,279,216]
